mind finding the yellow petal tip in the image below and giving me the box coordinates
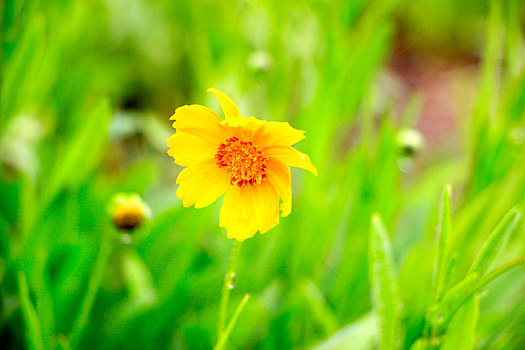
[206,87,242,119]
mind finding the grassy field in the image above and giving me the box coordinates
[2,0,525,349]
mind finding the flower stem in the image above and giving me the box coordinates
[214,293,251,350]
[218,240,243,336]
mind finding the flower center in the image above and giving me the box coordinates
[215,137,268,187]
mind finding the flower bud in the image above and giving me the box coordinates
[397,128,425,157]
[108,193,151,232]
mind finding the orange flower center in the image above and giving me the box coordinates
[216,137,268,187]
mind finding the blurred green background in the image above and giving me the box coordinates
[2,0,525,349]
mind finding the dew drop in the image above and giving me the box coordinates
[228,272,237,290]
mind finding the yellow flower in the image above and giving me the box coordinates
[167,88,317,241]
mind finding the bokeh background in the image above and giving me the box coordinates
[2,0,525,349]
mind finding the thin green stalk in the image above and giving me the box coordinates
[439,255,525,330]
[18,272,45,350]
[68,230,112,348]
[214,293,251,350]
[218,240,243,335]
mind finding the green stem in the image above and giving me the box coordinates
[218,240,243,336]
[69,230,112,348]
[18,272,45,350]
[214,293,251,350]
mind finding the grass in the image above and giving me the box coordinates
[1,0,525,349]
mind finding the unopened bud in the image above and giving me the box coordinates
[397,128,425,157]
[108,193,151,232]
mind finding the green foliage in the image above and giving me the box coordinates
[17,272,44,350]
[440,295,479,350]
[2,0,525,349]
[369,214,402,350]
[468,207,522,276]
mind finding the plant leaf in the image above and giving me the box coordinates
[441,295,479,350]
[69,229,113,348]
[437,256,525,330]
[432,184,452,303]
[428,272,478,327]
[300,279,339,335]
[42,98,112,208]
[468,206,521,276]
[369,214,402,350]
[18,272,45,350]
[312,313,376,350]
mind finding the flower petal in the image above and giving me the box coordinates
[266,158,292,217]
[264,145,317,176]
[167,132,217,166]
[176,158,230,208]
[219,182,279,241]
[171,104,230,143]
[250,182,280,234]
[219,187,257,241]
[220,116,265,140]
[207,88,242,120]
[254,121,306,148]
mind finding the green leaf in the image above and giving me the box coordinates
[300,279,339,335]
[437,256,525,330]
[441,295,479,350]
[504,0,525,79]
[429,273,479,327]
[432,184,452,303]
[369,214,402,350]
[1,14,46,124]
[408,338,433,350]
[68,229,113,348]
[472,0,503,123]
[468,206,521,276]
[42,98,112,207]
[469,256,525,302]
[312,313,376,350]
[18,272,45,350]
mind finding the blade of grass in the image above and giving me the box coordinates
[18,272,45,350]
[41,98,112,208]
[300,279,339,335]
[214,293,251,350]
[1,14,46,124]
[432,184,452,303]
[369,214,402,350]
[312,313,376,350]
[428,273,479,328]
[441,295,479,350]
[437,256,525,331]
[472,0,503,123]
[468,206,521,276]
[504,0,524,78]
[468,0,505,196]
[68,229,112,348]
